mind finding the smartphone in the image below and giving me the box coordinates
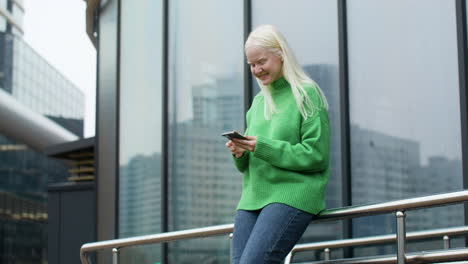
[222,131,247,140]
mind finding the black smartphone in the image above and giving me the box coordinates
[222,131,247,140]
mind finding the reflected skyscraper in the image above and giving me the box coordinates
[169,75,243,263]
[409,156,463,231]
[351,124,420,256]
[351,124,464,255]
[120,153,162,238]
[351,124,420,206]
[351,124,419,236]
[119,153,162,263]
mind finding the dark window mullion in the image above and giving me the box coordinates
[455,0,468,245]
[244,0,253,121]
[162,0,170,262]
[338,0,353,257]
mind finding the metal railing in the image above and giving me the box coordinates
[80,190,468,264]
[310,248,468,264]
[80,224,234,264]
[284,226,468,264]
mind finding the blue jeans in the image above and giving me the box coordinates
[232,203,316,264]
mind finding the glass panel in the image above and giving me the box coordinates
[348,0,463,256]
[252,1,342,261]
[168,0,244,262]
[119,0,163,262]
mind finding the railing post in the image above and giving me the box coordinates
[396,211,407,264]
[112,248,119,264]
[284,251,293,264]
[324,248,331,260]
[81,252,91,264]
[229,233,233,264]
[443,235,451,249]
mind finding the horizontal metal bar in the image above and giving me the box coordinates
[284,226,468,264]
[80,224,233,264]
[309,248,468,264]
[80,190,468,264]
[316,190,468,221]
[291,226,468,253]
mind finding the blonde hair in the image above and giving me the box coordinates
[245,24,329,120]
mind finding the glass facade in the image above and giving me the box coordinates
[12,36,84,120]
[0,32,13,93]
[168,0,244,263]
[0,136,69,263]
[0,4,85,263]
[118,0,164,263]
[348,0,464,256]
[251,0,343,261]
[107,0,468,262]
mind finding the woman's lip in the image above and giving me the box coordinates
[258,74,269,80]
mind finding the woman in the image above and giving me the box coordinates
[225,24,330,264]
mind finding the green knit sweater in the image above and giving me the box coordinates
[233,77,330,215]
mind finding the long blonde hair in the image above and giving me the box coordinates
[245,25,328,120]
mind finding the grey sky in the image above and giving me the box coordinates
[23,0,96,137]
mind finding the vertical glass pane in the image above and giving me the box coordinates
[119,0,163,262]
[348,0,463,256]
[168,0,244,262]
[252,1,342,262]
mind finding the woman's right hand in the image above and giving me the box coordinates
[226,140,248,158]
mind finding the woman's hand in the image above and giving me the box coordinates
[226,140,248,158]
[232,135,257,152]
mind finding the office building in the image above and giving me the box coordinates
[0,0,85,262]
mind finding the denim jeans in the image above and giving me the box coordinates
[232,203,316,264]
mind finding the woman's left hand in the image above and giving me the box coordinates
[232,135,257,152]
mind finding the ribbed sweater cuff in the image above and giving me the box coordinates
[253,135,274,162]
[233,151,249,168]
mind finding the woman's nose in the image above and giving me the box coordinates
[253,65,263,74]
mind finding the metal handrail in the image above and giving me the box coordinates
[284,226,468,264]
[80,224,234,264]
[310,248,468,264]
[316,190,468,221]
[80,190,468,264]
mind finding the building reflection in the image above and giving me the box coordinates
[351,124,463,256]
[118,62,463,262]
[119,153,162,262]
[168,75,243,263]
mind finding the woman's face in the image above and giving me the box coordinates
[246,46,283,86]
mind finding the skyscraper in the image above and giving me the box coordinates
[0,1,85,262]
